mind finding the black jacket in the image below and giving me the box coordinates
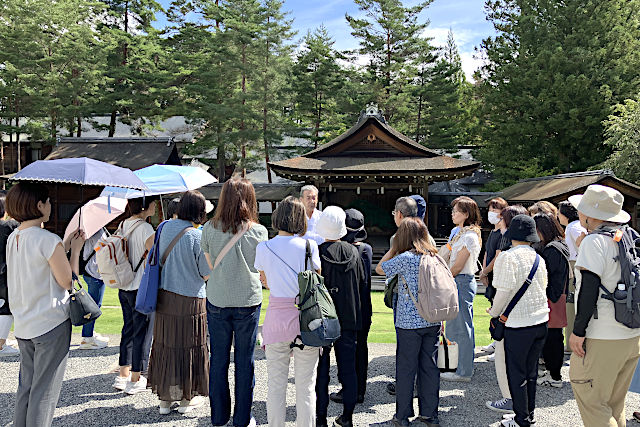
[319,241,365,331]
[539,239,570,303]
[0,220,19,315]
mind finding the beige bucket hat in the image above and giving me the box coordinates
[568,184,630,224]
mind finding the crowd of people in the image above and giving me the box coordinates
[1,178,639,427]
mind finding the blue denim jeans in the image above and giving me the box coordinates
[207,302,261,427]
[81,275,105,338]
[445,274,477,378]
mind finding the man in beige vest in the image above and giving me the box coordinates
[568,184,640,427]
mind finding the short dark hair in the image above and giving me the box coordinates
[212,178,259,234]
[167,198,181,218]
[451,196,481,227]
[487,197,508,211]
[501,205,528,227]
[127,196,159,216]
[558,201,579,222]
[533,213,565,245]
[177,191,207,224]
[272,196,307,235]
[6,183,49,222]
[0,194,6,219]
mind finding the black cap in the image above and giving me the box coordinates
[343,208,367,243]
[504,214,540,243]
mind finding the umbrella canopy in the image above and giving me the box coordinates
[63,197,128,242]
[101,164,217,199]
[12,157,148,190]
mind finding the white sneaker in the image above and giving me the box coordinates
[79,335,108,350]
[440,372,471,382]
[177,395,206,414]
[537,368,546,377]
[124,375,147,395]
[113,374,131,391]
[501,418,518,427]
[0,343,19,357]
[537,372,563,388]
[247,417,257,427]
[481,341,497,354]
[488,353,496,362]
[159,400,174,415]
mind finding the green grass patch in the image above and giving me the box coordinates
[92,287,492,346]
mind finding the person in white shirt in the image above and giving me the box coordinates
[489,215,549,427]
[557,200,587,354]
[300,185,324,245]
[6,182,85,427]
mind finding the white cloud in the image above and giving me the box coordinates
[460,50,485,81]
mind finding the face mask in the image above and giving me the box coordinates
[488,211,501,225]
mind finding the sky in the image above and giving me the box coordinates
[155,0,497,80]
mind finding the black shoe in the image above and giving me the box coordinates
[386,382,396,395]
[330,389,343,403]
[317,416,328,427]
[414,415,440,426]
[334,415,353,427]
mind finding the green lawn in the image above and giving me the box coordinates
[88,286,492,346]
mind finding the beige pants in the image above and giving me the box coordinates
[494,340,512,399]
[570,336,640,427]
[265,341,319,427]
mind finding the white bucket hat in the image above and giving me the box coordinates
[568,184,630,224]
[316,206,347,240]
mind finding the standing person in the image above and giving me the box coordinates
[527,201,558,217]
[113,196,157,394]
[331,208,372,405]
[254,196,321,427]
[376,217,442,427]
[567,185,640,427]
[315,206,365,427]
[0,194,19,357]
[6,183,85,427]
[166,197,181,219]
[557,200,586,354]
[532,214,569,388]
[76,228,110,350]
[490,215,549,427]
[202,178,268,427]
[148,191,212,415]
[486,204,530,413]
[442,196,482,382]
[300,185,324,245]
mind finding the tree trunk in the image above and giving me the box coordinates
[240,44,247,178]
[108,110,117,137]
[415,71,424,143]
[16,116,21,171]
[263,17,272,184]
[217,127,226,182]
[77,116,82,137]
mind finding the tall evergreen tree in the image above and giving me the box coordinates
[601,98,640,184]
[478,0,640,188]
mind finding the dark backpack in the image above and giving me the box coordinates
[594,225,640,328]
[266,240,341,347]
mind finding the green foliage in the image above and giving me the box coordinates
[478,0,640,187]
[601,98,640,185]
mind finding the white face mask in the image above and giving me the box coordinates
[488,211,501,225]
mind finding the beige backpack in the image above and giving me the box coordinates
[95,220,147,289]
[401,253,459,323]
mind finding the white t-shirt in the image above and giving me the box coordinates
[449,229,481,275]
[302,209,324,245]
[119,218,155,291]
[254,235,320,298]
[7,226,69,339]
[565,220,587,261]
[575,233,640,340]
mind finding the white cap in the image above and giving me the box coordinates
[315,206,347,240]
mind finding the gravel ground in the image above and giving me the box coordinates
[1,334,640,426]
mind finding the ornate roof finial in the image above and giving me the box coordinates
[358,103,386,123]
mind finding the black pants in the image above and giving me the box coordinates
[504,323,548,427]
[356,322,371,397]
[542,328,564,380]
[395,326,440,425]
[118,289,149,372]
[316,329,358,420]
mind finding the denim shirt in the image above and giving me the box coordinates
[381,251,441,330]
[158,219,211,298]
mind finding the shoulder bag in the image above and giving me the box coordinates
[68,272,102,326]
[489,254,540,341]
[213,222,251,271]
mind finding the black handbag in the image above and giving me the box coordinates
[384,274,398,309]
[489,255,540,341]
[68,273,102,326]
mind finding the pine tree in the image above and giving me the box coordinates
[478,0,640,188]
[601,98,640,184]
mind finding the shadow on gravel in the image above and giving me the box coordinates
[57,373,130,408]
[67,346,121,358]
[52,403,178,426]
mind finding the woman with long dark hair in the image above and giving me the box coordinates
[202,178,268,427]
[533,213,569,388]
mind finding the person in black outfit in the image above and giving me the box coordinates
[314,206,365,427]
[331,208,372,405]
[533,213,569,387]
[480,197,509,303]
[497,205,529,252]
